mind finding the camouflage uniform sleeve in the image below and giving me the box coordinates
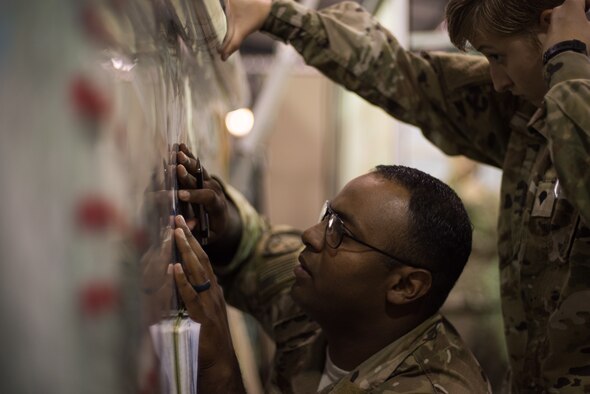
[261,0,522,168]
[214,181,320,346]
[544,51,590,225]
[210,180,267,277]
[540,51,590,392]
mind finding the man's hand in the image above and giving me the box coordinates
[542,0,590,52]
[176,144,242,266]
[172,215,246,393]
[176,144,241,253]
[220,0,272,60]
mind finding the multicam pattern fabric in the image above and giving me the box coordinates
[259,1,590,392]
[217,183,491,393]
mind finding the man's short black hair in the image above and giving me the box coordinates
[373,165,473,313]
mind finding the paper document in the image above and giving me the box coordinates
[150,316,201,394]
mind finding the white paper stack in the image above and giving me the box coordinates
[150,316,201,394]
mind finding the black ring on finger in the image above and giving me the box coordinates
[192,279,211,293]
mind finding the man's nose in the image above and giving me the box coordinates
[301,222,325,252]
[490,64,513,93]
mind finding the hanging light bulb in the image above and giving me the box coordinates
[225,108,254,137]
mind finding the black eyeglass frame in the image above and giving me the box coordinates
[319,200,432,271]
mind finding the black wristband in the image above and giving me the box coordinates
[542,39,588,65]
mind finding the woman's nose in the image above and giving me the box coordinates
[490,64,513,93]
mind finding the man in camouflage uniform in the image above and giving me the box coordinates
[172,160,491,393]
[220,0,590,392]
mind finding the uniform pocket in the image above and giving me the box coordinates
[527,179,578,266]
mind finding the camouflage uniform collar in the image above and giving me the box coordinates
[526,107,549,140]
[507,102,545,143]
[325,314,444,392]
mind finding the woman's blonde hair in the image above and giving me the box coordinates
[445,0,564,50]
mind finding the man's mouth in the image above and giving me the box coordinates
[295,254,313,278]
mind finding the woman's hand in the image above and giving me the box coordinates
[542,0,590,52]
[219,0,272,60]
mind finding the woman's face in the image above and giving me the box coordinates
[472,33,547,107]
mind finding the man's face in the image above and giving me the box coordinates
[471,33,547,107]
[292,173,411,326]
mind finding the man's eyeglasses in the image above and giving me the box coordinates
[318,200,429,271]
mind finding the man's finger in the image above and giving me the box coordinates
[177,188,216,206]
[177,151,213,182]
[179,143,195,159]
[176,216,204,257]
[173,263,205,318]
[175,215,217,281]
[178,151,199,175]
[174,227,208,286]
[177,164,197,189]
[177,188,212,230]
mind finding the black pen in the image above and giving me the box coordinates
[195,158,210,245]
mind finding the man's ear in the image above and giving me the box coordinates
[386,267,432,305]
[539,9,553,33]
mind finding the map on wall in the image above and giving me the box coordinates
[0,1,247,393]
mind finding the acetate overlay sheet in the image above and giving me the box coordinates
[0,1,247,393]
